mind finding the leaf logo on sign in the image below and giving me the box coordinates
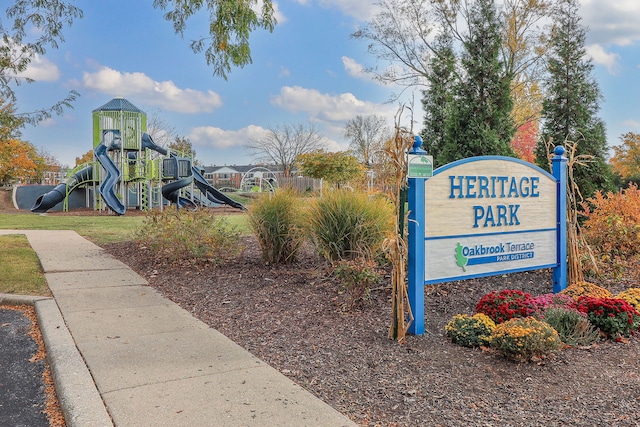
[455,243,468,272]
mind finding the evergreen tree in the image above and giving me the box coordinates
[420,31,457,168]
[535,0,613,198]
[442,0,515,164]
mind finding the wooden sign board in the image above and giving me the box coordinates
[424,157,557,283]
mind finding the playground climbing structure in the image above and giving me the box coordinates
[31,97,244,214]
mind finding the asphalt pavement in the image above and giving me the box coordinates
[0,304,49,427]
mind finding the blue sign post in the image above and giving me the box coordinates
[406,142,568,336]
[551,146,568,293]
[407,136,427,335]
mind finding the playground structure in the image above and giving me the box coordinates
[31,98,244,215]
[239,166,278,193]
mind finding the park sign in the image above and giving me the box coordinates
[406,137,568,335]
[424,157,556,283]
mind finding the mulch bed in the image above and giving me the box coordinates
[103,236,640,427]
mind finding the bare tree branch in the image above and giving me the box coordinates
[246,123,327,177]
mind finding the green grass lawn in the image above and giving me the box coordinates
[0,214,146,244]
[0,212,249,244]
[0,234,49,296]
[0,211,249,296]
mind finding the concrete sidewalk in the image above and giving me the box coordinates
[0,230,356,427]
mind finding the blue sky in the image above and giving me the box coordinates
[11,0,640,168]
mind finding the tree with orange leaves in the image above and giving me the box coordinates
[610,132,640,182]
[0,139,46,185]
[75,150,94,167]
[509,79,541,163]
[511,120,538,163]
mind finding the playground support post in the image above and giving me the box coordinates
[407,136,426,336]
[552,146,568,293]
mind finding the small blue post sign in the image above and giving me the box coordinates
[407,144,568,335]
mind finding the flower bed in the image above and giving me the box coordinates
[446,285,640,361]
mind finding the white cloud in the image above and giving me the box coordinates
[1,38,60,81]
[310,0,380,21]
[38,117,57,127]
[621,119,640,130]
[341,56,369,80]
[586,44,620,74]
[19,54,60,81]
[80,66,222,114]
[189,85,399,157]
[272,1,287,24]
[580,0,640,46]
[271,86,394,123]
[279,66,291,77]
[269,86,402,153]
[254,0,286,23]
[189,125,269,149]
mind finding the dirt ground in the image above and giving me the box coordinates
[0,187,17,212]
[103,236,640,427]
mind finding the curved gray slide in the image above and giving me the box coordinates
[161,176,197,209]
[94,143,126,215]
[31,166,93,213]
[143,132,245,210]
[192,167,246,210]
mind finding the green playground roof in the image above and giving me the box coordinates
[92,97,145,113]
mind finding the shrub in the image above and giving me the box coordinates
[247,189,303,264]
[528,293,576,318]
[489,317,562,361]
[615,288,640,312]
[304,190,394,262]
[445,313,496,348]
[575,296,640,338]
[135,208,242,264]
[332,258,383,308]
[541,307,600,346]
[582,184,640,282]
[475,289,532,323]
[560,281,612,299]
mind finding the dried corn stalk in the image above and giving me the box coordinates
[543,138,598,284]
[383,106,415,342]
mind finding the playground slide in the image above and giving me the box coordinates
[31,165,93,213]
[142,132,245,210]
[161,176,197,209]
[143,132,196,208]
[191,167,246,210]
[94,143,126,215]
[141,132,167,155]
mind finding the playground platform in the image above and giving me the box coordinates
[0,230,356,427]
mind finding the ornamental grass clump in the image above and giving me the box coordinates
[615,288,640,312]
[575,296,640,339]
[541,307,600,346]
[560,281,612,299]
[247,189,304,264]
[445,313,496,347]
[475,289,532,323]
[489,317,562,361]
[304,190,394,262]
